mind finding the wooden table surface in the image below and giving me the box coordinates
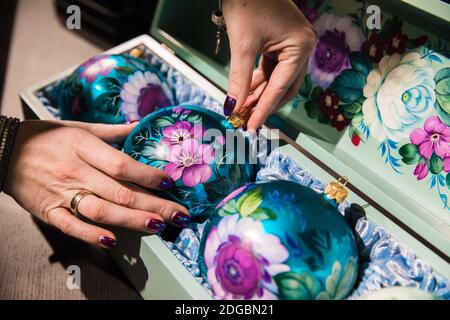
[0,0,141,300]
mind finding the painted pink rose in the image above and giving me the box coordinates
[80,56,116,83]
[161,121,204,147]
[164,139,215,187]
[410,116,450,159]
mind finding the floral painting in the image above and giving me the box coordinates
[291,0,450,210]
[123,105,256,219]
[199,181,359,300]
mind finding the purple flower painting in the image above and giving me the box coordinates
[121,71,174,122]
[161,121,203,147]
[308,13,365,88]
[164,139,215,188]
[204,214,289,300]
[410,116,450,159]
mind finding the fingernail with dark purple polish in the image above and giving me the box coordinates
[171,211,191,228]
[224,96,236,116]
[99,236,117,248]
[160,177,174,190]
[146,219,166,233]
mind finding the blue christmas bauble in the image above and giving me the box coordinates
[122,105,257,220]
[198,180,359,300]
[59,54,175,124]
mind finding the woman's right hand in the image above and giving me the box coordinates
[3,120,190,248]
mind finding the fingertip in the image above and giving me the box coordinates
[159,176,175,190]
[98,234,117,248]
[224,95,237,117]
[145,218,167,234]
[170,210,191,228]
[246,108,267,132]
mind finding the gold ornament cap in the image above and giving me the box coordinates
[324,176,349,204]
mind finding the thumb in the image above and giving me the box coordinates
[63,120,138,144]
[89,122,139,144]
[224,47,256,116]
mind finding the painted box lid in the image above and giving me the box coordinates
[149,0,450,259]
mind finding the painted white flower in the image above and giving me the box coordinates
[362,52,435,142]
[120,71,174,122]
[204,214,289,300]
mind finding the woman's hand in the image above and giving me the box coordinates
[3,120,190,248]
[222,0,317,131]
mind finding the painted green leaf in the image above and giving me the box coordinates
[349,52,372,77]
[64,72,83,93]
[154,116,175,127]
[230,164,242,188]
[317,110,330,124]
[435,67,450,114]
[299,74,313,98]
[249,207,277,220]
[305,99,319,119]
[115,66,135,76]
[141,140,161,158]
[339,99,363,115]
[310,87,323,100]
[204,177,234,202]
[236,187,263,217]
[435,102,450,126]
[218,199,238,217]
[446,173,450,189]
[399,143,420,165]
[187,114,203,123]
[333,257,358,300]
[274,272,322,300]
[351,113,364,126]
[132,128,149,145]
[302,230,332,270]
[94,77,121,113]
[430,153,443,174]
[331,69,366,103]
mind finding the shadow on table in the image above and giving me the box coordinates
[33,217,144,300]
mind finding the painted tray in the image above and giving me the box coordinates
[265,0,450,260]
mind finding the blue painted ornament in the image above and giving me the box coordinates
[122,105,257,220]
[59,54,175,124]
[198,180,359,300]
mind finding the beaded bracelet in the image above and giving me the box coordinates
[0,116,21,193]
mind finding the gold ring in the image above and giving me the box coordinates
[70,189,95,217]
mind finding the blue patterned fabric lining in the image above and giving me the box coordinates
[35,47,450,300]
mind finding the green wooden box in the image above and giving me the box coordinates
[20,0,450,299]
